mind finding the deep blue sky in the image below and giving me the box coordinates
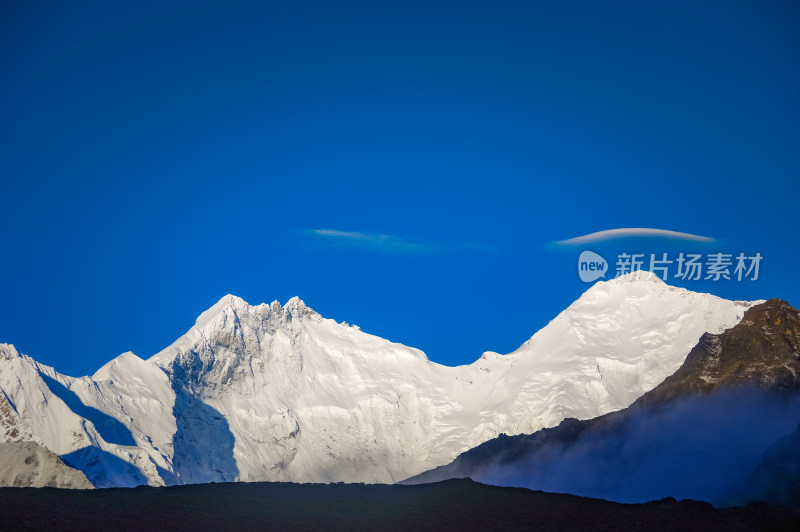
[1,1,798,377]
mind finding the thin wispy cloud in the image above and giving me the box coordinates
[556,228,715,246]
[305,229,496,254]
[307,229,432,253]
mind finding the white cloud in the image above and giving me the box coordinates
[308,229,430,253]
[556,228,715,246]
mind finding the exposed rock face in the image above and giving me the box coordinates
[0,388,33,443]
[0,441,92,489]
[634,298,800,406]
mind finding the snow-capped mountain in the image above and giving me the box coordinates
[0,273,758,487]
[405,298,800,508]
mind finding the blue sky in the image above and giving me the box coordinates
[1,1,798,377]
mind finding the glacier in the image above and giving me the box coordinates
[0,273,758,487]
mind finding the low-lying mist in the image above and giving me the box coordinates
[477,389,800,507]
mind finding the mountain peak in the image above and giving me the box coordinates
[572,271,671,306]
[218,294,248,306]
[604,270,666,285]
[285,296,305,307]
[213,294,251,312]
[283,296,319,320]
[194,294,250,329]
[194,295,317,328]
[0,343,20,361]
[92,351,148,382]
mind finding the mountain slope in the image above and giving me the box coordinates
[405,299,800,507]
[0,441,92,489]
[0,344,174,487]
[634,298,800,405]
[0,274,757,486]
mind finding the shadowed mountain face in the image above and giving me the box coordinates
[36,372,136,447]
[168,380,238,485]
[746,422,800,509]
[406,300,800,508]
[59,446,146,489]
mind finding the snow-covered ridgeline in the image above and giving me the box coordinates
[0,273,757,486]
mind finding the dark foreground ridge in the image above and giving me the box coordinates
[0,479,798,532]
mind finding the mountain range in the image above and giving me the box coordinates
[0,273,764,488]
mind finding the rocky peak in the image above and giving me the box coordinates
[635,298,800,407]
[283,296,319,321]
[0,343,20,361]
